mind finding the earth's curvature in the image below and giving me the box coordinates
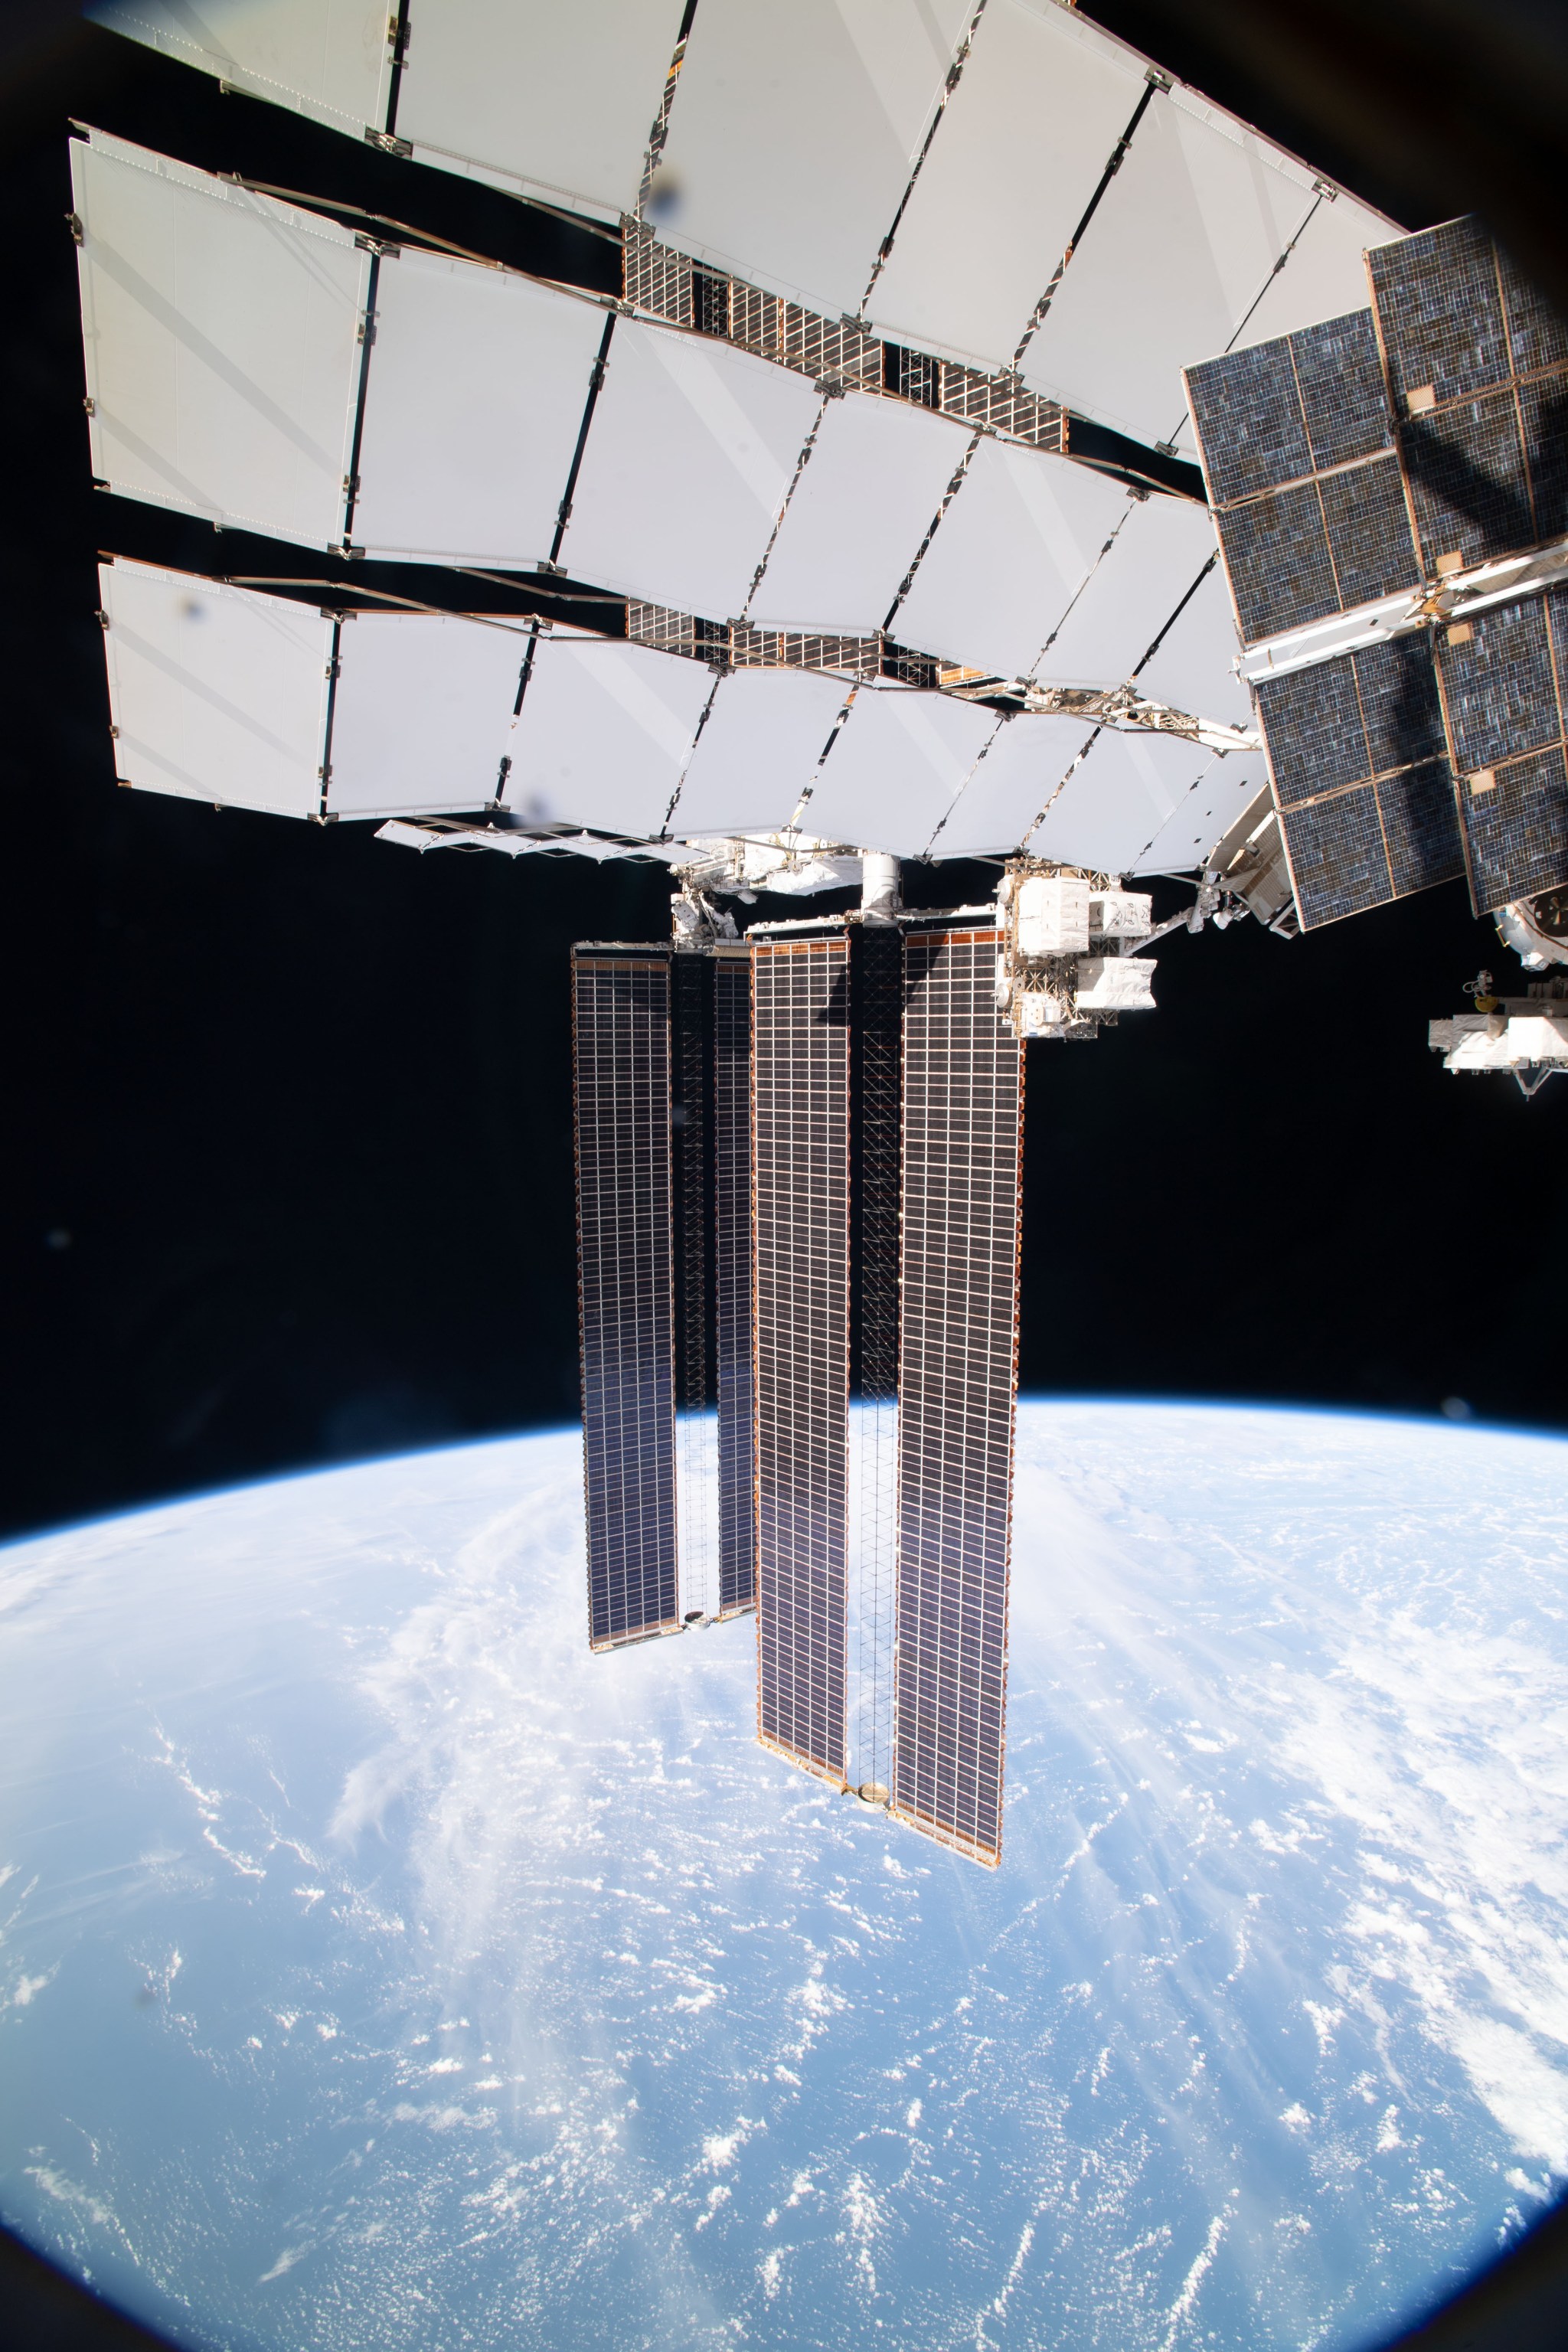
[3,1402,1567,2352]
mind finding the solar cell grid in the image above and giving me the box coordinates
[670,955,711,1416]
[1259,637,1465,928]
[1400,393,1537,574]
[1186,340,1310,509]
[1292,312,1394,474]
[1519,379,1568,543]
[1437,586,1568,910]
[1215,482,1341,645]
[1276,785,1390,927]
[1319,455,1425,611]
[1367,219,1568,577]
[1380,759,1468,899]
[1354,634,1449,777]
[714,953,755,1617]
[1187,310,1393,500]
[752,936,851,1785]
[573,951,679,1650]
[1501,248,1568,381]
[1189,309,1423,648]
[1368,219,1513,410]
[1457,746,1568,912]
[893,929,1021,1868]
[1436,593,1563,776]
[1253,652,1367,808]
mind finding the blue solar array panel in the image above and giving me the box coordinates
[1188,311,1418,647]
[1257,637,1464,927]
[1368,217,1568,574]
[1437,584,1568,910]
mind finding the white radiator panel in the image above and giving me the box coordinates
[561,318,821,619]
[653,0,972,316]
[750,394,969,635]
[1029,724,1213,873]
[894,436,1130,681]
[926,711,1087,858]
[100,561,330,818]
[1133,747,1269,875]
[502,635,713,837]
[867,0,1145,371]
[394,0,687,219]
[91,0,391,137]
[354,251,606,567]
[73,132,368,549]
[1023,87,1318,451]
[326,613,529,817]
[672,668,846,834]
[1034,492,1220,691]
[802,685,994,856]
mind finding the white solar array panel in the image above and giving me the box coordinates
[74,132,369,549]
[895,435,1131,680]
[393,0,685,219]
[672,668,844,835]
[100,560,332,818]
[750,394,969,636]
[1022,87,1393,452]
[501,635,712,838]
[351,252,606,567]
[654,0,972,318]
[866,0,1143,372]
[90,0,393,138]
[560,318,821,620]
[802,686,994,857]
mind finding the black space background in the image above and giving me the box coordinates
[3,8,1567,1549]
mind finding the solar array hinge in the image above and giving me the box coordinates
[1145,67,1172,90]
[358,312,377,346]
[364,128,413,158]
[65,211,83,243]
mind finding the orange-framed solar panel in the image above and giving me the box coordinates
[572,947,680,1650]
[893,927,1023,1865]
[714,949,756,1614]
[752,933,851,1782]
